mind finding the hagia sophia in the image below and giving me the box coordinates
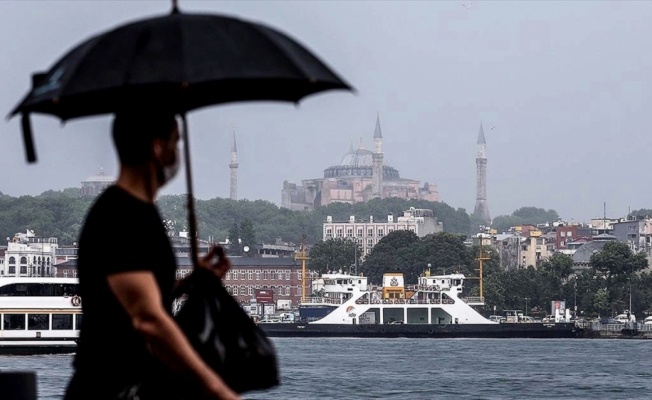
[281,116,440,211]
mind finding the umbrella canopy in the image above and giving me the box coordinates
[8,3,353,265]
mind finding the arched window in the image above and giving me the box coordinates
[8,257,15,264]
[20,257,27,264]
[239,286,246,295]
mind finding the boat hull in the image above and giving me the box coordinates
[0,339,77,355]
[259,322,582,338]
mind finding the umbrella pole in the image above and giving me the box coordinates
[180,114,199,268]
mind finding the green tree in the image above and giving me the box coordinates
[539,253,574,280]
[308,239,359,274]
[590,241,648,278]
[361,230,420,284]
[240,218,256,257]
[227,223,242,256]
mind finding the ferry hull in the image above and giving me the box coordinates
[0,339,77,355]
[260,322,582,339]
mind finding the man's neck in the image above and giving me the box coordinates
[115,165,159,204]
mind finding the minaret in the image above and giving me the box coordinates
[474,123,491,225]
[372,114,384,199]
[229,129,238,201]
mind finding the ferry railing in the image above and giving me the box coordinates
[461,297,485,304]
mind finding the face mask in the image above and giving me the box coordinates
[156,146,180,186]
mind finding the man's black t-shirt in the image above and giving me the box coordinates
[70,185,177,396]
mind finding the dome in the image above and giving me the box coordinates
[339,148,374,167]
[83,167,115,183]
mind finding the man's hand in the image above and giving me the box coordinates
[198,245,231,279]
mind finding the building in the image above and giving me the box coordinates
[1,230,58,277]
[281,116,439,211]
[556,224,593,250]
[571,233,618,272]
[322,207,443,256]
[81,167,115,197]
[176,256,304,307]
[612,217,652,254]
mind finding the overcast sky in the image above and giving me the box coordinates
[2,1,651,223]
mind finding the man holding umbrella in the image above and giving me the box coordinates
[64,111,240,400]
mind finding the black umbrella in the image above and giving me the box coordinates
[8,1,353,265]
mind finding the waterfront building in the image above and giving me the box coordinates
[1,230,57,277]
[322,207,443,256]
[281,115,439,211]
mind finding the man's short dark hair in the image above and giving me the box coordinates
[112,112,177,165]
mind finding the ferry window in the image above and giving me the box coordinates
[52,314,73,330]
[75,314,83,330]
[3,314,25,330]
[28,314,49,330]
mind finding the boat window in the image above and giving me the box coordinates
[52,314,73,330]
[0,283,79,296]
[28,314,49,330]
[4,314,26,330]
[75,314,83,330]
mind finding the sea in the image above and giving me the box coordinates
[1,338,651,399]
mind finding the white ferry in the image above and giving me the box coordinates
[0,277,81,354]
[259,270,580,338]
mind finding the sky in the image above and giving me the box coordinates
[1,1,651,224]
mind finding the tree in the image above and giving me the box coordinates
[539,253,574,280]
[590,241,648,278]
[308,239,359,274]
[240,218,256,257]
[361,230,420,284]
[227,223,242,256]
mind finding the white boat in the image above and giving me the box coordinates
[0,277,81,354]
[259,271,580,338]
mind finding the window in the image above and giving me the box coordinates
[28,314,49,330]
[270,270,276,280]
[248,271,253,280]
[357,228,363,237]
[75,314,83,330]
[256,271,261,280]
[52,314,73,330]
[240,271,246,280]
[346,228,353,237]
[8,257,15,264]
[285,270,291,280]
[9,266,15,274]
[326,228,333,238]
[240,286,246,295]
[378,229,384,237]
[367,228,373,237]
[20,266,27,274]
[3,314,25,330]
[248,287,253,295]
[367,239,373,246]
[336,228,343,238]
[20,257,27,264]
[225,272,231,281]
[298,271,303,281]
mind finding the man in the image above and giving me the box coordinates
[64,112,240,400]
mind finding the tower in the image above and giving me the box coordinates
[229,129,238,201]
[372,114,384,199]
[474,123,491,225]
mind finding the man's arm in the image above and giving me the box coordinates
[108,271,240,400]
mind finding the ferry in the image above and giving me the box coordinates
[258,271,581,338]
[0,277,81,354]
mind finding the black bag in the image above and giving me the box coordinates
[174,268,280,394]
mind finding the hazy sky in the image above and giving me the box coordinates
[2,1,651,223]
